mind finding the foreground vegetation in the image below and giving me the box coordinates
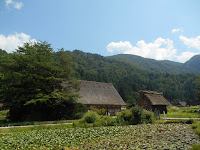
[0,107,200,149]
[0,124,198,149]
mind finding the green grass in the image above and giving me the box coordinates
[162,112,199,118]
[161,106,199,118]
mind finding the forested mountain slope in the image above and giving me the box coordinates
[109,54,200,74]
[185,55,200,71]
[61,50,198,105]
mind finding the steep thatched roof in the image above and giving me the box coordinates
[78,81,126,106]
[178,102,187,107]
[140,90,170,106]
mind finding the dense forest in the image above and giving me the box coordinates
[60,50,199,106]
[109,54,200,74]
[0,43,200,116]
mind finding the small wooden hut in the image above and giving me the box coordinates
[78,81,126,115]
[138,90,171,114]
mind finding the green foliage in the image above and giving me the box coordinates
[191,121,200,137]
[109,54,200,74]
[0,110,8,117]
[196,75,200,100]
[116,106,154,125]
[142,109,154,123]
[82,111,100,123]
[74,111,117,127]
[131,105,143,124]
[167,106,180,112]
[64,50,198,105]
[185,55,200,70]
[100,115,116,126]
[116,108,133,125]
[0,41,80,121]
[90,106,106,115]
[191,144,200,150]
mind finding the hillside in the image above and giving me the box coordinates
[185,55,200,71]
[108,54,200,74]
[60,50,198,105]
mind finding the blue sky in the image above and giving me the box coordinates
[0,0,200,63]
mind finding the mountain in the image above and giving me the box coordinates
[108,54,200,74]
[57,50,198,105]
[184,55,200,71]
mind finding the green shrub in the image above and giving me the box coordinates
[142,110,154,123]
[116,108,132,125]
[0,110,8,117]
[101,115,116,126]
[185,119,194,124]
[167,106,179,112]
[83,111,99,123]
[117,106,154,125]
[131,105,143,124]
[90,106,106,115]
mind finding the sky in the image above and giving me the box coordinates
[0,0,200,63]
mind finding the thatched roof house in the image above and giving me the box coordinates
[177,101,187,107]
[78,81,126,115]
[138,90,171,113]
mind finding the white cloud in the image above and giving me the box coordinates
[107,41,132,53]
[6,0,13,6]
[0,33,36,53]
[107,38,177,61]
[176,51,199,63]
[13,2,23,10]
[179,35,200,50]
[5,0,23,10]
[172,28,183,33]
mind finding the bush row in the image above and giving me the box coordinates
[73,105,154,127]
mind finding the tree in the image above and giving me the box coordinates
[0,41,85,121]
[196,75,200,100]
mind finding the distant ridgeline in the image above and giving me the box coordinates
[1,49,199,105]
[109,54,200,74]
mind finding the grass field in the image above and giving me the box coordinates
[161,106,200,118]
[163,112,199,118]
[0,124,199,149]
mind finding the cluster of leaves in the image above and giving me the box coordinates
[116,105,154,125]
[73,111,116,127]
[0,124,198,149]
